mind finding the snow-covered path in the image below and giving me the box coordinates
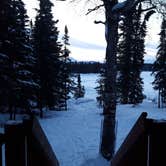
[39,73,166,166]
[40,98,110,166]
[40,74,109,166]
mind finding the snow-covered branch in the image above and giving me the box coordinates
[112,0,145,13]
[0,53,8,59]
[150,0,166,16]
[140,6,156,12]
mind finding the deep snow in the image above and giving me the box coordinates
[40,74,109,166]
[0,72,165,165]
[39,72,166,166]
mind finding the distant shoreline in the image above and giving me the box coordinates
[69,62,153,73]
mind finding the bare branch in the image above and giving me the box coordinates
[86,4,104,15]
[94,20,105,24]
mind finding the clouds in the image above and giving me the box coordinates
[70,37,105,50]
[23,0,161,63]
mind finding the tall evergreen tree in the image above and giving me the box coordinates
[0,0,38,118]
[74,74,85,99]
[152,18,166,108]
[96,67,105,107]
[128,5,145,105]
[13,0,38,114]
[33,0,61,116]
[117,4,153,105]
[59,25,74,110]
[117,11,133,104]
[0,0,10,110]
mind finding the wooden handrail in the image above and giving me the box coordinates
[111,112,148,166]
[26,117,59,166]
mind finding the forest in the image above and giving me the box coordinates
[0,0,166,164]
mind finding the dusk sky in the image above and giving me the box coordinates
[23,0,161,63]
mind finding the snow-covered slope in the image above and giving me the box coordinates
[40,72,166,166]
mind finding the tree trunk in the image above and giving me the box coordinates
[103,15,118,115]
[158,89,161,108]
[100,0,118,160]
[39,95,43,118]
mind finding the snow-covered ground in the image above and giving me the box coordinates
[0,72,165,165]
[40,74,109,166]
[39,72,166,166]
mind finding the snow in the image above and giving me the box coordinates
[40,74,109,166]
[0,72,165,165]
[22,44,33,51]
[0,53,8,59]
[112,1,127,12]
[112,0,140,13]
[142,72,157,101]
[17,79,39,87]
[39,72,166,166]
[5,120,22,125]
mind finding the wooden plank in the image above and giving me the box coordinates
[26,117,59,166]
[0,133,4,166]
[148,120,166,166]
[5,121,26,166]
[0,145,2,166]
[111,112,148,166]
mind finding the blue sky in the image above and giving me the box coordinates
[23,0,161,63]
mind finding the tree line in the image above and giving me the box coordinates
[69,62,153,73]
[0,0,85,119]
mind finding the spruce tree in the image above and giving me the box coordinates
[33,0,61,116]
[117,12,133,104]
[13,0,38,114]
[59,25,74,110]
[128,6,145,105]
[0,0,38,118]
[117,4,152,105]
[0,0,10,110]
[152,18,166,108]
[74,74,85,99]
[96,67,105,107]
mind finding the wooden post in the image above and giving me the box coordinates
[111,112,148,166]
[0,144,2,166]
[26,117,59,166]
[148,120,166,166]
[111,114,166,166]
[5,121,26,166]
[0,133,5,166]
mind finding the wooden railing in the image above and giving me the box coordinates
[111,112,166,166]
[0,117,59,166]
